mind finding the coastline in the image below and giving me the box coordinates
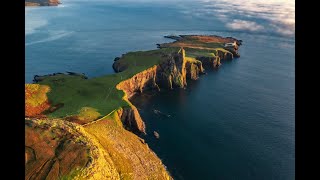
[25,0,61,7]
[25,35,242,179]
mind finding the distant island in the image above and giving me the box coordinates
[25,0,61,6]
[25,35,242,179]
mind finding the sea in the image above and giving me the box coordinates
[25,0,295,179]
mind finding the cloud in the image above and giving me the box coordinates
[226,20,264,32]
[270,23,295,36]
[178,0,295,37]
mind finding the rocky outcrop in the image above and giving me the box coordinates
[33,72,87,83]
[196,56,221,69]
[25,0,61,6]
[117,106,146,135]
[185,58,205,80]
[113,59,128,73]
[116,65,160,98]
[156,49,187,89]
[216,49,234,60]
[225,47,240,58]
[163,35,183,41]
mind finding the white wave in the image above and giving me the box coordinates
[26,31,73,46]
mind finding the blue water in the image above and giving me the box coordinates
[26,0,295,179]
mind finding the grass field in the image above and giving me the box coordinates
[37,49,173,118]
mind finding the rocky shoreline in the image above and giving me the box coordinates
[25,0,61,6]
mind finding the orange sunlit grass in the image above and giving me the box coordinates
[25,84,51,117]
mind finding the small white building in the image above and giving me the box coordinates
[224,41,237,48]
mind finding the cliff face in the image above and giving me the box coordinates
[116,48,204,97]
[156,50,188,89]
[216,49,234,60]
[185,59,205,80]
[225,48,240,58]
[197,56,221,69]
[116,65,159,99]
[117,101,146,135]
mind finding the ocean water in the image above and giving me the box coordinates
[25,0,295,179]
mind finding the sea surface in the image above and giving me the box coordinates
[25,0,295,179]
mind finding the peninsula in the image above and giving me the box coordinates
[25,0,61,6]
[25,35,242,179]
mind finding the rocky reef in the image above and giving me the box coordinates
[25,0,61,6]
[25,35,241,179]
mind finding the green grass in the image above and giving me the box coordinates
[182,39,224,49]
[37,48,179,119]
[162,35,226,49]
[184,47,216,58]
[60,168,82,180]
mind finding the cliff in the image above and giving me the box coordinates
[25,35,241,179]
[115,48,205,98]
[117,96,147,134]
[113,48,206,135]
[25,0,61,6]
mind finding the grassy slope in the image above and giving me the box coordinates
[35,36,229,120]
[25,119,121,179]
